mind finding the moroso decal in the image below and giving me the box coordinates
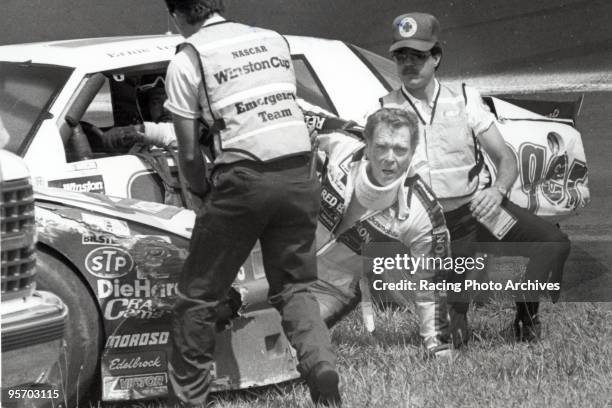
[105,331,169,348]
[48,175,105,193]
[85,247,134,278]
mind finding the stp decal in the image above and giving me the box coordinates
[85,246,134,278]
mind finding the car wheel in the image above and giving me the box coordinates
[35,249,103,405]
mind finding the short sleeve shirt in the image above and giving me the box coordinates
[401,80,496,136]
[164,14,225,123]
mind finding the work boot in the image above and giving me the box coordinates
[514,302,542,342]
[306,361,341,407]
[423,336,454,360]
[448,306,470,348]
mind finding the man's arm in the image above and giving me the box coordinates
[470,123,518,219]
[464,86,518,220]
[172,114,208,196]
[140,122,177,148]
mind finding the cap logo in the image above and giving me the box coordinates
[398,17,418,38]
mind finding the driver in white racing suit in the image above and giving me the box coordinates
[311,107,452,357]
[102,77,177,150]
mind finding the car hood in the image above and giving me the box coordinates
[34,187,195,239]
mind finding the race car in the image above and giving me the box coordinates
[0,34,589,404]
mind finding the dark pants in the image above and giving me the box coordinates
[444,199,571,343]
[169,155,336,405]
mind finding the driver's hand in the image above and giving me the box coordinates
[103,126,145,150]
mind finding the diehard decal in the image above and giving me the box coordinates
[97,279,177,299]
[398,17,418,38]
[85,247,134,278]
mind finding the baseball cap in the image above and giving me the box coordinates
[389,13,440,53]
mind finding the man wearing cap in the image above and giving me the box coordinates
[380,12,570,345]
[160,0,340,406]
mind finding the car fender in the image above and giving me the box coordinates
[33,187,300,401]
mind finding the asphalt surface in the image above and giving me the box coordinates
[553,91,612,301]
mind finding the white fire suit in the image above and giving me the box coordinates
[311,130,451,348]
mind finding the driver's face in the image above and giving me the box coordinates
[147,89,169,122]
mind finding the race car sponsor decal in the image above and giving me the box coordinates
[102,351,168,400]
[82,231,120,245]
[105,331,169,349]
[517,141,589,214]
[114,198,182,220]
[338,219,399,255]
[85,247,134,278]
[97,279,176,320]
[102,297,173,321]
[319,178,345,232]
[48,175,105,193]
[127,235,187,280]
[68,161,98,171]
[81,213,131,236]
[103,373,168,400]
[105,351,166,375]
[97,279,177,299]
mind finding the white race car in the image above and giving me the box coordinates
[0,34,589,404]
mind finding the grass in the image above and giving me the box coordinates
[98,299,612,408]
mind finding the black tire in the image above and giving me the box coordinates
[35,249,103,406]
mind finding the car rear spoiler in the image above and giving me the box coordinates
[483,94,584,126]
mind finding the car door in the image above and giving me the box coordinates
[44,64,175,204]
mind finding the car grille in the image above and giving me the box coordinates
[1,177,37,299]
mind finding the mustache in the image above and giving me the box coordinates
[401,68,420,76]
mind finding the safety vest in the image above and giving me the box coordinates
[181,21,311,162]
[380,84,482,201]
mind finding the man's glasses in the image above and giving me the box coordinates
[391,50,432,64]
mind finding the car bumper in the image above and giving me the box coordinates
[1,290,68,406]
